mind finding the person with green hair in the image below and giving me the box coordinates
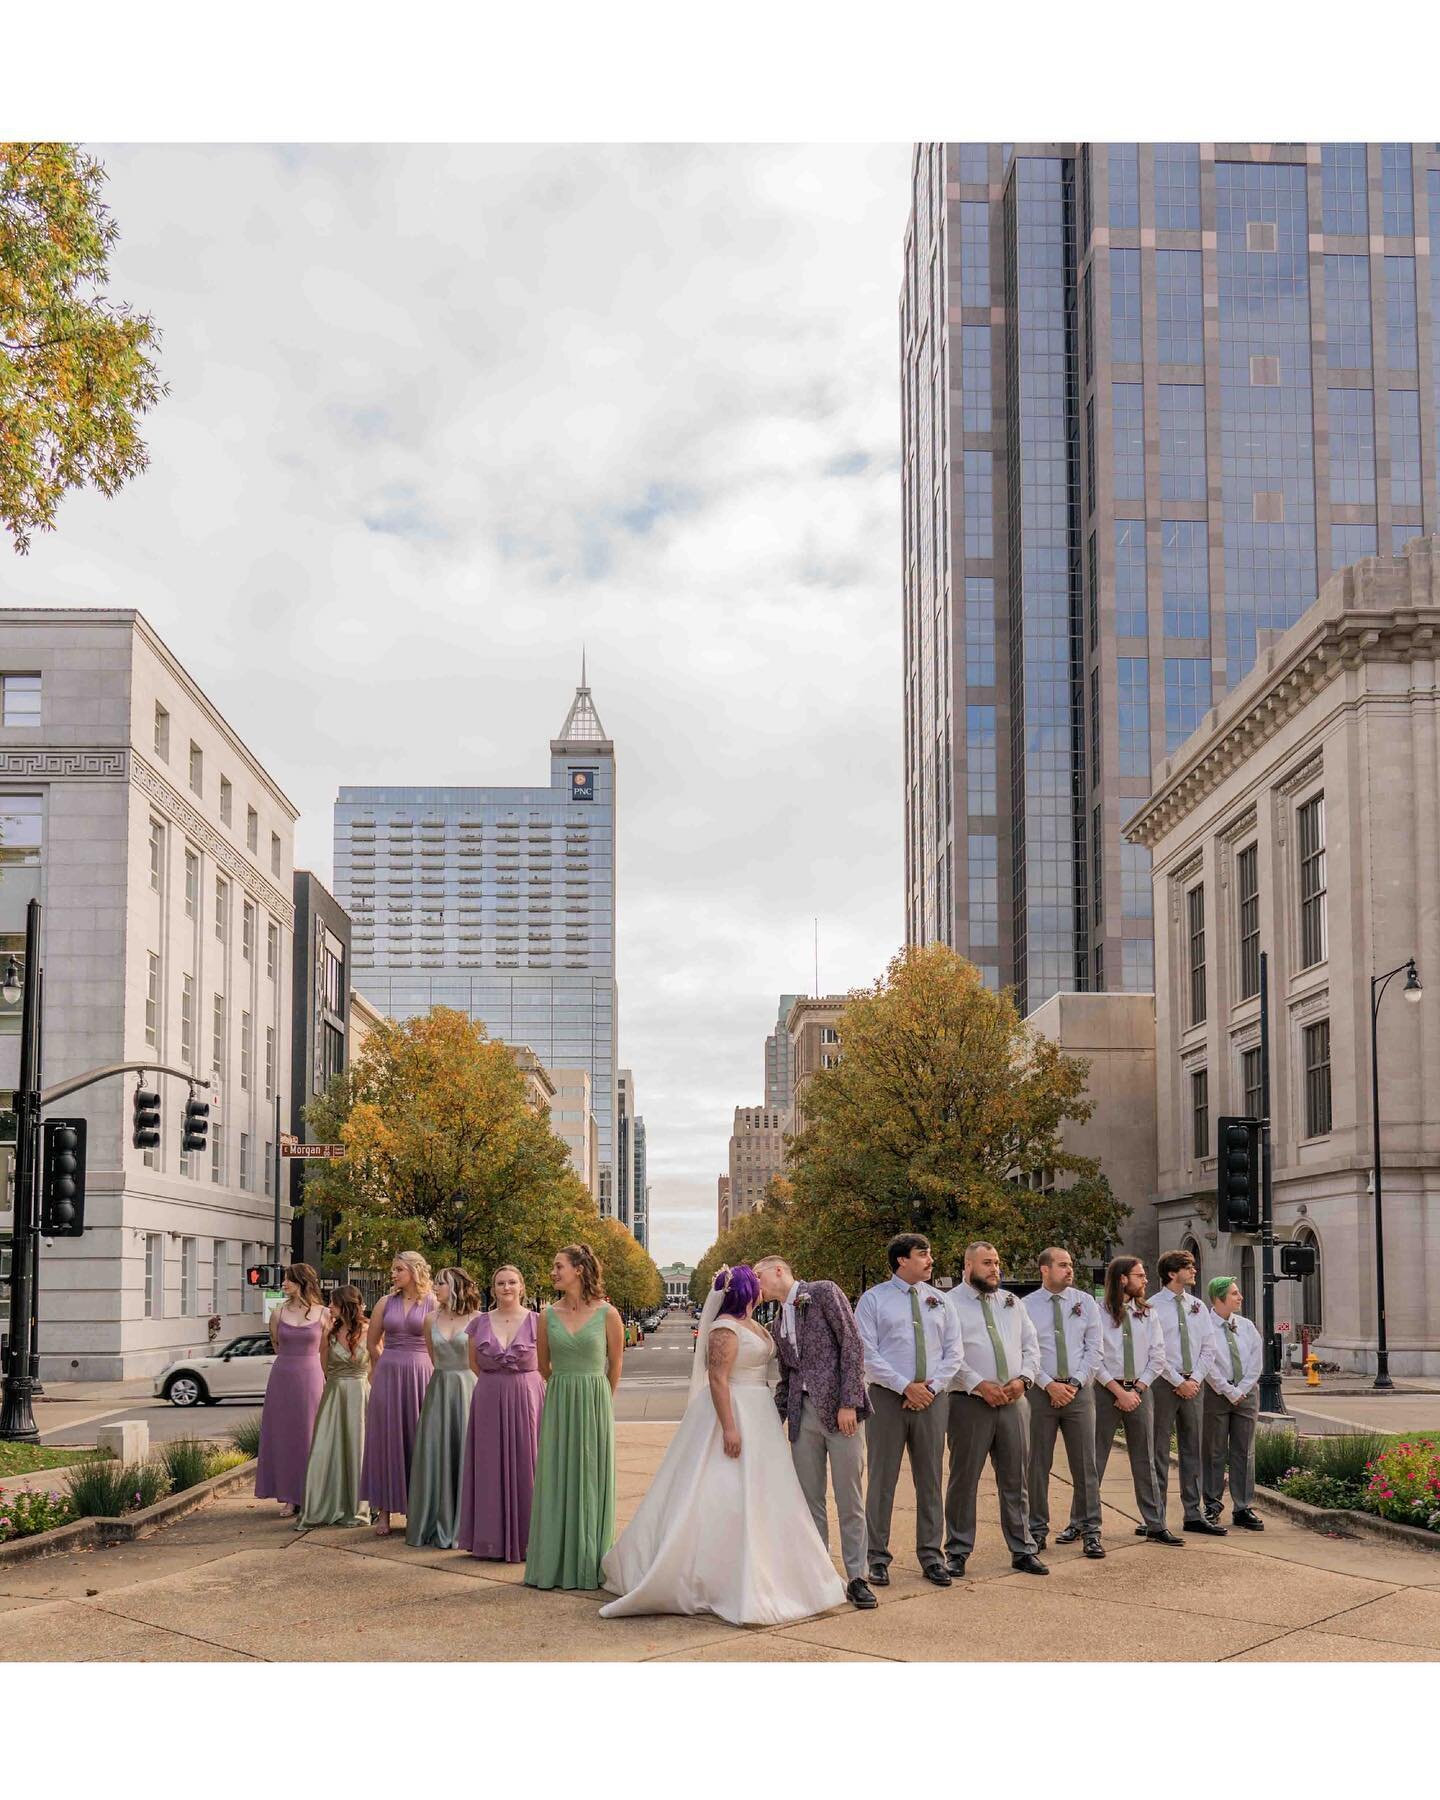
[1202,1275,1265,1531]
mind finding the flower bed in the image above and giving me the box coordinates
[0,1486,74,1544]
[1262,1431,1440,1537]
[0,1437,255,1549]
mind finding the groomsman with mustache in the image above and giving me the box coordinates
[1022,1246,1105,1559]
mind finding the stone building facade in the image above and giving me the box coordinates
[785,994,846,1137]
[727,1105,787,1219]
[1127,539,1440,1374]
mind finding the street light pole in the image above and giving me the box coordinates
[0,899,43,1442]
[1369,957,1422,1392]
[1257,951,1283,1415]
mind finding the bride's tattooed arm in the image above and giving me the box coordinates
[707,1326,742,1458]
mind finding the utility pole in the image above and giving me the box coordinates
[272,1092,282,1269]
[1258,952,1284,1414]
[0,900,44,1442]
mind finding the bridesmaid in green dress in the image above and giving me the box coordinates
[296,1287,371,1530]
[525,1243,623,1591]
[406,1267,481,1548]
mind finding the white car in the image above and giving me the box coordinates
[154,1333,276,1407]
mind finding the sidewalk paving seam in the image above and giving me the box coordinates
[67,1597,268,1662]
[1213,1584,1419,1661]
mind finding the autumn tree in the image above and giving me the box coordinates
[1,144,166,552]
[299,1007,597,1299]
[689,1187,796,1302]
[786,944,1128,1292]
[591,1215,663,1317]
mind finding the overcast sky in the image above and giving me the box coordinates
[5,143,913,1265]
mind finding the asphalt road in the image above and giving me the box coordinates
[39,1309,704,1445]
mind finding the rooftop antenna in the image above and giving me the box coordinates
[814,917,819,999]
[581,645,587,689]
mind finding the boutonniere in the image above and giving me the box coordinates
[795,1293,812,1314]
[1188,1301,1202,1316]
[924,1294,942,1310]
[1003,1293,1015,1309]
[1070,1300,1084,1318]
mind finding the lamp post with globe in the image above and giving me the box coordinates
[1369,957,1422,1391]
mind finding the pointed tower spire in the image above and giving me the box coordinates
[552,657,610,747]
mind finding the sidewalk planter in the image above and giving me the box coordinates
[1256,1483,1440,1555]
[0,1459,256,1567]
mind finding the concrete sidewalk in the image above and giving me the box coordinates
[1,1420,1438,1662]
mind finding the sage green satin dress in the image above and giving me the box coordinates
[296,1337,371,1529]
[406,1321,478,1548]
[524,1304,616,1590]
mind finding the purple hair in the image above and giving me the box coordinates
[715,1264,760,1318]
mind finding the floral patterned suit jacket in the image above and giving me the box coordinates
[769,1279,871,1442]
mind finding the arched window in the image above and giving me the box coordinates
[1239,1246,1257,1323]
[1295,1225,1323,1336]
[1181,1233,1202,1289]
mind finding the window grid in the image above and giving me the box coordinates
[1381,143,1414,237]
[1154,144,1201,230]
[1161,520,1210,637]
[1188,884,1207,1026]
[1115,519,1147,636]
[1321,144,1368,235]
[1386,257,1418,371]
[1328,387,1376,503]
[965,579,996,685]
[1237,843,1260,1000]
[1191,1067,1210,1160]
[1242,1045,1263,1121]
[1118,657,1151,777]
[1323,255,1372,370]
[1304,1019,1333,1137]
[1165,656,1211,752]
[1108,144,1139,229]
[1112,382,1145,500]
[181,974,195,1065]
[1390,389,1422,509]
[1298,795,1327,968]
[145,951,159,1048]
[1110,248,1142,363]
[1156,250,1204,365]
[963,451,992,558]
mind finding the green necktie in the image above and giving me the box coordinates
[1227,1319,1243,1383]
[1122,1309,1136,1382]
[1176,1294,1193,1376]
[910,1286,927,1383]
[1051,1295,1070,1381]
[980,1293,1010,1383]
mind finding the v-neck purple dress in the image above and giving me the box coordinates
[359,1293,436,1515]
[457,1311,545,1562]
[255,1314,324,1506]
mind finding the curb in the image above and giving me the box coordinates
[1255,1483,1440,1555]
[0,1460,257,1568]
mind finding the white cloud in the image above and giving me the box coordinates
[4,142,912,1262]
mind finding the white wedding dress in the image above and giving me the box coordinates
[599,1308,848,1626]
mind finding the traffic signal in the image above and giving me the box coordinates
[1280,1241,1317,1279]
[131,1085,161,1151]
[40,1118,87,1236]
[182,1091,209,1154]
[1216,1116,1260,1233]
[246,1262,284,1289]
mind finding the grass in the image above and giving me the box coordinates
[0,1443,104,1479]
[229,1414,262,1458]
[64,1456,171,1519]
[158,1436,214,1494]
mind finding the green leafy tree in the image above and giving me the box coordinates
[786,944,1128,1292]
[1,143,166,553]
[690,1185,796,1302]
[592,1215,663,1317]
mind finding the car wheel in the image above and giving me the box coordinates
[164,1373,206,1407]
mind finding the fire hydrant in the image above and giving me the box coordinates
[1305,1352,1321,1387]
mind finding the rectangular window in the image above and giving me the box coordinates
[1092,803,1104,928]
[1154,144,1201,231]
[1390,389,1422,509]
[1087,530,1098,652]
[181,973,195,1065]
[264,1141,273,1197]
[149,819,164,894]
[144,1234,162,1318]
[1304,1019,1333,1137]
[240,1010,252,1091]
[1331,523,1379,572]
[1191,1067,1210,1160]
[188,741,203,796]
[966,833,999,949]
[1386,257,1418,371]
[240,1132,252,1192]
[145,951,160,1048]
[1242,1045,1263,1121]
[964,579,996,685]
[270,832,282,877]
[1323,255,1372,370]
[242,900,255,962]
[966,705,997,813]
[1114,519,1147,636]
[184,848,199,919]
[963,451,992,559]
[211,1122,224,1185]
[212,992,225,1073]
[1161,520,1210,637]
[960,325,991,434]
[1156,249,1203,365]
[959,201,989,308]
[1159,384,1206,501]
[1118,657,1151,776]
[180,1237,197,1316]
[1122,937,1154,992]
[1298,794,1327,968]
[265,1024,275,1100]
[246,806,258,853]
[1381,143,1414,237]
[1112,382,1145,500]
[213,1240,228,1315]
[1329,387,1376,503]
[1121,841,1152,919]
[1237,843,1260,1000]
[1321,144,1368,235]
[214,876,228,943]
[1165,656,1211,751]
[957,144,988,185]
[1,673,41,727]
[219,776,232,826]
[1082,263,1094,384]
[1188,884,1207,1026]
[154,703,169,760]
[266,920,279,981]
[1110,247,1142,363]
[1108,143,1139,229]
[1089,668,1101,787]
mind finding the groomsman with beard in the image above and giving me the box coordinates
[1147,1249,1227,1537]
[1094,1256,1182,1545]
[1022,1247,1105,1559]
[1202,1274,1266,1532]
[943,1242,1046,1578]
[854,1233,964,1589]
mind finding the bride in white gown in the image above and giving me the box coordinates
[599,1265,847,1626]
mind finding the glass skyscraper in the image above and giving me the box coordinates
[902,142,1440,1015]
[333,675,621,1214]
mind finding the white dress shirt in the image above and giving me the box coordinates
[1094,1301,1165,1388]
[780,1279,801,1349]
[1206,1308,1263,1402]
[855,1275,964,1394]
[1150,1284,1218,1387]
[946,1282,1041,1393]
[1022,1285,1102,1388]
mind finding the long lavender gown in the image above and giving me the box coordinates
[457,1311,545,1562]
[359,1294,436,1515]
[254,1315,324,1506]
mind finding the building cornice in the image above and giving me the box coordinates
[0,747,127,781]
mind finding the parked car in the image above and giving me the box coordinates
[153,1333,276,1406]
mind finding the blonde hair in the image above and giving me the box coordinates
[435,1266,481,1313]
[392,1250,433,1298]
[491,1263,527,1302]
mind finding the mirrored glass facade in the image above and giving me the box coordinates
[903,142,1440,1017]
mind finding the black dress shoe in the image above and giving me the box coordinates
[1134,1524,1148,1535]
[1054,1523,1082,1546]
[1082,1536,1106,1559]
[1184,1517,1229,1536]
[846,1577,878,1609]
[1011,1552,1049,1575]
[943,1555,967,1579]
[922,1563,953,1586]
[1031,1533,1047,1554]
[867,1564,891,1586]
[1232,1509,1266,1531]
[1145,1528,1184,1545]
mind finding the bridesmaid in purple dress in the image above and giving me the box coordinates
[359,1252,437,1535]
[458,1264,545,1562]
[254,1263,326,1516]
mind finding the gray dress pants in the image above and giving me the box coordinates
[1202,1386,1259,1514]
[944,1390,1035,1560]
[1092,1384,1166,1532]
[1150,1379,1207,1524]
[864,1382,950,1573]
[791,1396,868,1582]
[1026,1383,1101,1540]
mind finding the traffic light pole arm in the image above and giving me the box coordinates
[40,1062,213,1108]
